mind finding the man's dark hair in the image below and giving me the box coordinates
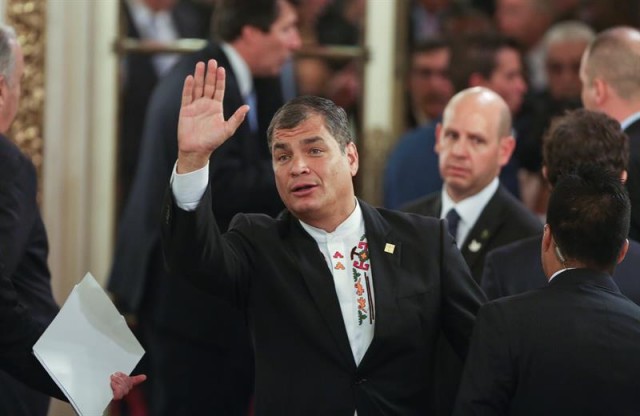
[547,166,630,271]
[267,95,353,152]
[412,37,450,56]
[213,0,296,42]
[448,33,521,92]
[543,109,629,186]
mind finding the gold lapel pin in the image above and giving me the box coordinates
[384,243,395,254]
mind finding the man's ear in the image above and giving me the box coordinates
[498,135,516,167]
[593,77,608,106]
[346,142,359,176]
[621,170,628,184]
[542,224,553,254]
[0,75,7,108]
[435,122,442,153]
[617,239,630,264]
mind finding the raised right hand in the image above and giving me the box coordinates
[176,59,249,173]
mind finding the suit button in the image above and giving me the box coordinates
[354,377,367,385]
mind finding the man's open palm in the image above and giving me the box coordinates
[177,60,249,172]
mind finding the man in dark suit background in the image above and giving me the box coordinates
[0,24,60,416]
[403,86,540,415]
[404,87,541,283]
[455,167,640,414]
[0,24,145,414]
[108,0,301,414]
[161,63,485,414]
[579,26,640,240]
[118,0,211,216]
[483,109,640,304]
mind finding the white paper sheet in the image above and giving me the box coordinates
[33,273,145,416]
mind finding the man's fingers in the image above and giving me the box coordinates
[192,61,206,101]
[110,373,147,400]
[181,75,194,109]
[203,59,218,99]
[226,105,250,135]
[213,66,226,104]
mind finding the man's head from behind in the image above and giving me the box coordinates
[407,38,454,122]
[214,0,301,77]
[580,26,640,116]
[449,33,527,114]
[267,96,358,232]
[543,109,629,187]
[0,25,23,134]
[544,166,630,275]
[435,87,515,202]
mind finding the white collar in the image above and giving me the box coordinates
[440,177,499,228]
[299,199,362,242]
[620,111,640,131]
[220,43,253,98]
[548,267,576,283]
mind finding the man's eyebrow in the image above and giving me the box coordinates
[301,137,324,145]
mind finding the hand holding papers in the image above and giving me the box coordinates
[33,273,145,416]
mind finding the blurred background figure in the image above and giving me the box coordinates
[118,0,211,217]
[517,21,594,216]
[494,0,555,92]
[406,38,453,129]
[109,1,300,415]
[410,0,454,44]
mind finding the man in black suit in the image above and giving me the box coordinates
[108,1,301,414]
[579,26,640,240]
[483,109,640,304]
[0,25,59,416]
[118,0,211,216]
[0,24,145,413]
[403,86,541,415]
[455,167,640,414]
[161,62,485,414]
[404,87,541,283]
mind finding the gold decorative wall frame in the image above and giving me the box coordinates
[6,0,46,186]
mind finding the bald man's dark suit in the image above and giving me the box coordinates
[403,185,542,283]
[0,134,63,411]
[624,118,640,241]
[404,184,541,415]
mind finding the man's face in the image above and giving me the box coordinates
[483,48,527,114]
[409,48,454,120]
[436,96,514,202]
[271,115,358,227]
[0,41,23,134]
[251,0,301,77]
[546,39,589,101]
[579,50,597,110]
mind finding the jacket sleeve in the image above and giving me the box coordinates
[161,184,253,309]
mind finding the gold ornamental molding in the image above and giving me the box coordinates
[6,0,46,183]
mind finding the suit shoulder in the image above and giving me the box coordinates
[487,234,540,261]
[376,206,443,235]
[496,187,542,230]
[0,136,30,180]
[401,192,440,216]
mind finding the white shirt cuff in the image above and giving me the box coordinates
[170,161,209,211]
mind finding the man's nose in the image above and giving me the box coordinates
[291,154,309,175]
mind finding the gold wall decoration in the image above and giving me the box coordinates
[6,0,46,185]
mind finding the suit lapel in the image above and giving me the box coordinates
[357,202,403,368]
[460,187,505,274]
[285,216,356,368]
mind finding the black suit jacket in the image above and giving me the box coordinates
[482,235,640,304]
[162,189,485,415]
[625,118,640,240]
[0,134,63,403]
[455,269,640,415]
[403,185,542,283]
